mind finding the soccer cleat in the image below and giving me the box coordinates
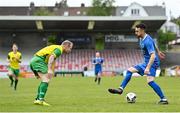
[33,100,51,106]
[34,100,40,104]
[42,101,51,106]
[158,98,169,105]
[108,88,123,95]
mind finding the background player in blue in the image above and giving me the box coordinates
[108,23,168,104]
[92,52,104,85]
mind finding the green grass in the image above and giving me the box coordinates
[0,76,180,112]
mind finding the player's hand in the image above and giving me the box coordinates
[15,57,19,62]
[158,51,165,60]
[12,57,15,61]
[15,56,19,60]
[144,68,150,75]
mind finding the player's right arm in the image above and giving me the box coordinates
[48,54,55,75]
[48,48,62,75]
[15,53,22,63]
[145,40,156,75]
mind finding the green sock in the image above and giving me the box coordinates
[9,76,13,81]
[36,85,40,100]
[38,82,49,100]
[98,78,101,85]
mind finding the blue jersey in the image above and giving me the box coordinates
[92,57,104,71]
[140,34,160,67]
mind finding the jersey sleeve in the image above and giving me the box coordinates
[52,48,62,58]
[19,53,22,59]
[7,54,10,59]
[101,58,104,63]
[92,58,96,64]
[145,39,155,55]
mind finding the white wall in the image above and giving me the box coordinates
[122,2,148,17]
[161,21,180,37]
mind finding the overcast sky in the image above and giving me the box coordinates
[0,0,179,18]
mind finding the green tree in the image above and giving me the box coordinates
[158,30,176,50]
[33,7,55,16]
[171,16,180,27]
[95,33,104,50]
[87,0,115,16]
[47,35,57,45]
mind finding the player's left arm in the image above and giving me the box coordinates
[16,53,22,63]
[101,58,105,67]
[101,58,104,63]
[154,43,165,59]
[145,41,156,74]
[101,58,104,65]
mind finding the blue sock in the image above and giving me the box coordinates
[120,71,132,89]
[148,81,165,99]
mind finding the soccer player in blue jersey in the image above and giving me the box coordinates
[108,23,168,104]
[92,52,104,85]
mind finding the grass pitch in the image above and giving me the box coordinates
[0,76,180,112]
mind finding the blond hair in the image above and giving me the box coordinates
[62,40,73,47]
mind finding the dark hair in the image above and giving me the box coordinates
[135,23,146,30]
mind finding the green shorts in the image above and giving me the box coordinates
[8,67,20,76]
[30,56,48,75]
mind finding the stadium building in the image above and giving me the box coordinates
[0,2,174,76]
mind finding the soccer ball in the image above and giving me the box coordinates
[126,92,136,103]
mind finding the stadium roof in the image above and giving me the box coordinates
[0,16,167,33]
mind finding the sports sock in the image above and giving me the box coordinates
[148,81,165,99]
[9,76,14,86]
[36,85,41,100]
[14,79,18,90]
[120,71,132,89]
[38,82,49,100]
[94,77,97,82]
[98,78,101,84]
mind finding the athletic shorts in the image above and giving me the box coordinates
[95,69,102,76]
[134,63,159,77]
[8,67,20,76]
[30,56,47,75]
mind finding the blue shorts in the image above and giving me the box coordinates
[95,69,102,76]
[134,63,159,76]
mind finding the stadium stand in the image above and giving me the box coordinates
[56,49,143,72]
[0,49,143,73]
[0,2,167,76]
